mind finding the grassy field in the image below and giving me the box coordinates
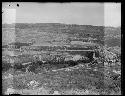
[2,62,121,95]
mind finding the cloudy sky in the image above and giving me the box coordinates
[2,2,121,27]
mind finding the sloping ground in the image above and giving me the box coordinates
[105,38,121,47]
[104,27,121,47]
[2,63,121,95]
[2,23,105,45]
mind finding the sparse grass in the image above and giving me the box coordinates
[2,62,121,95]
[2,23,121,95]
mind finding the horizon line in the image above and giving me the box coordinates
[2,22,121,28]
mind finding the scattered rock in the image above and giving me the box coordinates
[27,80,39,89]
[6,88,15,95]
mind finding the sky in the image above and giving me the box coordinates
[2,2,121,27]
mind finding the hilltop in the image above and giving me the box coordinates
[2,23,121,47]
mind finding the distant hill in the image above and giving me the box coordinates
[104,27,121,37]
[105,38,121,47]
[2,23,104,34]
[2,23,121,47]
[104,27,121,47]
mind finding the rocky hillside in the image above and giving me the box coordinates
[2,23,121,47]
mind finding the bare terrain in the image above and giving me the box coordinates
[2,23,121,95]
